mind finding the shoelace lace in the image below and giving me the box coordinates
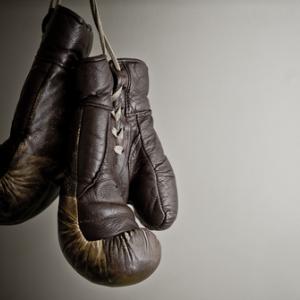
[111,87,124,155]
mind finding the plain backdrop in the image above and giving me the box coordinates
[1,0,300,299]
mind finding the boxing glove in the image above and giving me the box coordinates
[58,55,178,286]
[0,4,93,225]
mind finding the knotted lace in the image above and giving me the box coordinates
[111,87,124,155]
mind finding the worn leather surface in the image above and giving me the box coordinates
[0,6,93,224]
[58,56,178,286]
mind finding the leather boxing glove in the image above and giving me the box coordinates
[58,55,178,286]
[0,4,93,224]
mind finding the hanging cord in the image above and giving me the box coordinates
[89,0,106,57]
[49,0,61,9]
[89,0,124,154]
[49,0,121,72]
[89,0,121,71]
[48,0,123,154]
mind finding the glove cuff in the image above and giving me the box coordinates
[111,59,151,115]
[37,5,93,68]
[76,56,114,106]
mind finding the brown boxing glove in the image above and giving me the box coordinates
[0,3,93,224]
[58,0,178,286]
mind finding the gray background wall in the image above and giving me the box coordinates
[1,0,300,299]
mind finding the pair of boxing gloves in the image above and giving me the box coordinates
[0,0,178,287]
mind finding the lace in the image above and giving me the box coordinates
[111,87,124,155]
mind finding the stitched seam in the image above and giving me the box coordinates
[35,56,71,70]
[80,101,112,111]
[128,133,142,179]
[76,109,84,197]
[78,116,109,199]
[123,62,132,115]
[126,109,152,117]
[135,114,167,227]
[20,63,55,137]
[117,58,147,65]
[81,55,106,63]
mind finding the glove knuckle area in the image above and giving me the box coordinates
[58,196,161,286]
[103,229,161,286]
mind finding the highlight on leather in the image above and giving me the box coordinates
[0,5,93,224]
[58,56,178,286]
[0,145,60,224]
